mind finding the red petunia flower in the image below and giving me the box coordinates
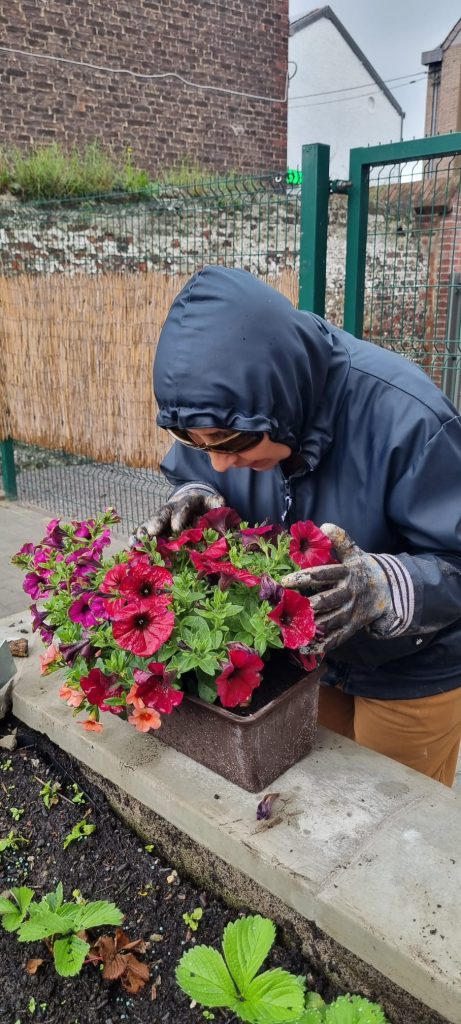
[119,557,173,606]
[112,599,174,656]
[100,563,129,593]
[203,537,229,560]
[217,562,261,587]
[268,590,316,649]
[156,528,204,553]
[196,507,242,534]
[289,521,333,569]
[216,644,264,708]
[131,662,183,714]
[79,667,125,715]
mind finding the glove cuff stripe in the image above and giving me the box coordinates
[170,482,221,500]
[372,554,415,635]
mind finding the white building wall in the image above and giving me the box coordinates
[288,18,403,177]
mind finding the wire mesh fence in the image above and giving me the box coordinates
[363,157,461,408]
[10,443,170,535]
[0,172,302,529]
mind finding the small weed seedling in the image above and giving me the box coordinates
[69,783,86,805]
[176,915,389,1023]
[63,819,96,850]
[0,882,123,977]
[182,907,203,932]
[0,830,29,856]
[9,807,24,822]
[39,780,61,810]
[0,758,13,772]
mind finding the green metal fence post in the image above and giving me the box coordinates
[299,143,330,315]
[1,438,18,500]
[343,147,370,337]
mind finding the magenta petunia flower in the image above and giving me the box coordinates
[112,599,175,657]
[44,518,67,549]
[30,603,54,645]
[132,662,183,714]
[79,667,124,714]
[258,574,284,606]
[196,506,242,534]
[268,589,316,649]
[68,593,106,627]
[216,644,264,708]
[240,524,284,550]
[23,569,53,600]
[119,558,173,606]
[289,521,333,569]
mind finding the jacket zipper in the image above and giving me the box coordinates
[281,476,294,525]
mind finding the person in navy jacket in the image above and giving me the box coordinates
[132,266,461,786]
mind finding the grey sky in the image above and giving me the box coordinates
[289,0,460,139]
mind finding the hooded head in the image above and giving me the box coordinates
[154,266,335,456]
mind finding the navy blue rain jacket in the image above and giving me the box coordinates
[154,266,461,700]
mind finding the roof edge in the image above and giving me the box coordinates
[290,5,405,117]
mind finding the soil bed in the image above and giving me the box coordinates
[0,717,341,1024]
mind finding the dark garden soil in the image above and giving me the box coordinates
[0,717,342,1024]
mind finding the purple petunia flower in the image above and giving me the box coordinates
[68,593,106,627]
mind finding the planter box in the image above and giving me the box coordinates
[157,656,322,792]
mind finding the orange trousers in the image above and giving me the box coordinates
[318,684,461,787]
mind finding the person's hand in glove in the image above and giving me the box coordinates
[129,484,225,547]
[281,523,402,653]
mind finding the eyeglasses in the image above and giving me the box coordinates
[167,427,264,454]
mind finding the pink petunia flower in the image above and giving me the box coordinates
[216,644,264,708]
[112,599,175,657]
[131,662,183,714]
[217,562,261,587]
[289,521,333,569]
[268,590,316,649]
[128,707,162,732]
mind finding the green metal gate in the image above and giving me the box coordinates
[343,133,461,410]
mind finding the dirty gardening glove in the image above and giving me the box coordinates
[281,524,406,653]
[129,484,225,547]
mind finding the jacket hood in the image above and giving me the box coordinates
[154,266,345,462]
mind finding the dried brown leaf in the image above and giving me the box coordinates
[150,983,158,1001]
[103,952,126,981]
[26,958,44,975]
[121,952,150,994]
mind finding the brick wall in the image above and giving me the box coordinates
[0,0,288,173]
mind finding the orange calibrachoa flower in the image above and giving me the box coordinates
[39,644,61,675]
[82,719,104,732]
[59,684,84,708]
[127,707,162,733]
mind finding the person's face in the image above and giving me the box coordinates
[186,429,292,472]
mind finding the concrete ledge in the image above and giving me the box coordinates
[7,611,461,1024]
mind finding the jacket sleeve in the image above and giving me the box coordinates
[381,415,461,636]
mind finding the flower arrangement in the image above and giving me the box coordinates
[12,507,334,735]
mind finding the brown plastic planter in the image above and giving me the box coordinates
[157,658,322,793]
